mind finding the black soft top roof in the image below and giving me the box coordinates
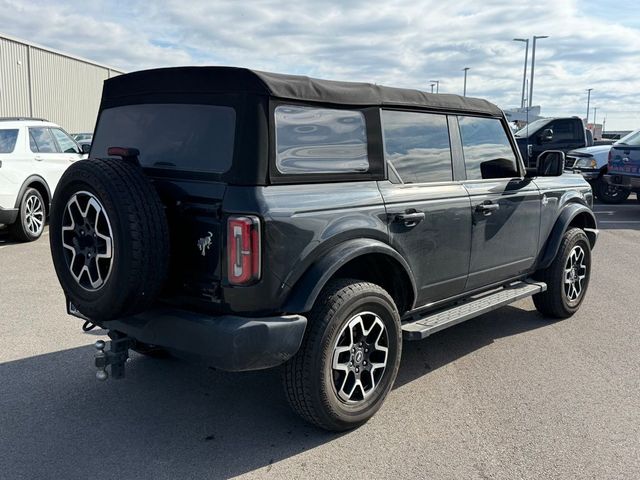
[102,67,502,116]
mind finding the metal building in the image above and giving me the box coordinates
[0,33,124,133]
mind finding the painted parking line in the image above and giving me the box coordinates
[598,220,640,224]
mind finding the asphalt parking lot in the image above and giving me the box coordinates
[1,198,639,479]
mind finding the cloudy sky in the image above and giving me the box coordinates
[2,0,639,129]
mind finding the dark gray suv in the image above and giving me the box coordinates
[49,67,598,431]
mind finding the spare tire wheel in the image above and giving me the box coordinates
[49,158,169,321]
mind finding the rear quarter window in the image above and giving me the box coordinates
[91,104,236,174]
[274,105,369,174]
[0,129,19,153]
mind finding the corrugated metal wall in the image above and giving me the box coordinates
[0,34,124,133]
[0,37,30,117]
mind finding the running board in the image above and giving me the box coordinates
[402,280,546,340]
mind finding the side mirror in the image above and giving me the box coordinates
[537,150,565,176]
[81,143,91,154]
[540,128,554,143]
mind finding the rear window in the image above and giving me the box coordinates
[274,105,369,174]
[91,104,236,173]
[0,129,19,153]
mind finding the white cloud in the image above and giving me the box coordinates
[1,0,638,129]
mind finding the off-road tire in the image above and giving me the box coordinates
[282,279,402,431]
[49,158,169,321]
[595,178,630,204]
[9,188,45,242]
[533,228,591,318]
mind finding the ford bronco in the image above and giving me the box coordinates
[49,67,598,431]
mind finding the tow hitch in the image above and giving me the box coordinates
[94,331,133,381]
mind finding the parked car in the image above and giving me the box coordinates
[0,117,87,241]
[72,132,93,143]
[48,67,598,431]
[603,129,640,203]
[514,117,588,168]
[566,144,630,203]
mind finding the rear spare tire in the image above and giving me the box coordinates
[50,158,169,321]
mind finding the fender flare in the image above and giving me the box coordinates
[538,203,597,269]
[282,238,418,313]
[13,175,52,209]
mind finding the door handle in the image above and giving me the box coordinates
[475,201,500,216]
[394,211,425,227]
[34,156,43,161]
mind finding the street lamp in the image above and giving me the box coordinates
[513,38,529,109]
[462,67,470,96]
[593,107,597,127]
[586,88,593,125]
[529,35,549,108]
[429,80,440,93]
[430,83,435,93]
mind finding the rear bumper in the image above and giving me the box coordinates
[98,308,307,372]
[603,174,640,191]
[0,206,18,225]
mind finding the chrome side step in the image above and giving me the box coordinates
[401,280,546,340]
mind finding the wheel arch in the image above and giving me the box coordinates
[282,238,417,315]
[538,203,597,270]
[14,175,52,214]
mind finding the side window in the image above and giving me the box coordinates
[51,128,81,154]
[274,105,369,174]
[0,129,19,153]
[547,120,578,142]
[29,128,59,153]
[29,131,38,152]
[381,110,452,183]
[458,116,518,180]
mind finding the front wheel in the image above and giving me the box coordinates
[282,279,402,431]
[595,178,630,204]
[533,228,592,318]
[9,188,46,242]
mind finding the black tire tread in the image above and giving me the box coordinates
[282,279,398,431]
[50,158,169,320]
[9,188,44,242]
[533,228,590,319]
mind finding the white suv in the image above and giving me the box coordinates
[0,118,87,241]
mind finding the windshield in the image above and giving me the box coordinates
[91,103,236,174]
[615,129,640,146]
[514,118,550,137]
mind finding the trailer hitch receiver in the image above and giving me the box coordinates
[94,332,133,381]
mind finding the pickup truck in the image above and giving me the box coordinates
[515,117,589,168]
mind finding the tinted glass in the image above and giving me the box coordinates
[514,118,549,137]
[29,128,58,153]
[548,120,581,142]
[0,129,19,153]
[91,104,236,173]
[458,116,518,180]
[616,129,640,146]
[51,128,80,154]
[382,110,452,183]
[275,105,368,174]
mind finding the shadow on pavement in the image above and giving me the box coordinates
[0,304,550,479]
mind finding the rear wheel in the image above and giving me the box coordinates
[282,279,402,431]
[533,228,591,318]
[595,178,630,204]
[9,188,45,242]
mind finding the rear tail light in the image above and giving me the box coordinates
[227,215,261,285]
[608,149,613,165]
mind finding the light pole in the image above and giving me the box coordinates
[593,107,597,127]
[429,80,440,93]
[513,38,529,109]
[462,67,470,96]
[529,35,548,108]
[430,83,435,93]
[586,88,593,125]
